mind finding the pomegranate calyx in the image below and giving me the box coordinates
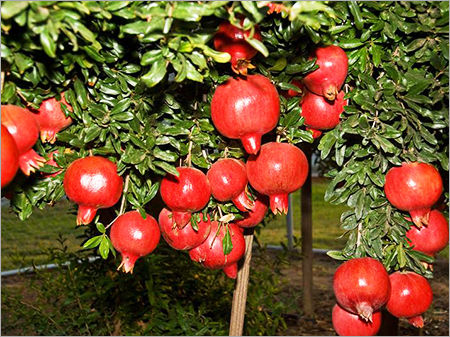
[18,148,46,176]
[223,262,238,279]
[323,84,339,101]
[408,315,424,328]
[355,302,374,322]
[409,208,431,228]
[241,133,262,155]
[232,188,255,212]
[232,58,256,76]
[270,193,289,215]
[117,253,139,274]
[173,210,192,229]
[77,205,98,225]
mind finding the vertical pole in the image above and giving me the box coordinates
[301,146,313,317]
[286,194,294,250]
[229,230,254,336]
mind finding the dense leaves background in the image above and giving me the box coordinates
[1,0,448,281]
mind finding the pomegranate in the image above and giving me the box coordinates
[1,105,45,175]
[333,257,391,322]
[332,304,382,336]
[234,193,269,228]
[1,125,19,188]
[110,211,160,273]
[406,210,449,257]
[211,74,280,155]
[158,208,211,250]
[207,158,254,211]
[34,93,72,143]
[63,156,124,225]
[306,127,323,139]
[246,142,308,214]
[386,271,433,328]
[189,221,245,279]
[160,167,211,229]
[300,89,347,136]
[213,19,262,74]
[303,45,348,101]
[384,162,443,228]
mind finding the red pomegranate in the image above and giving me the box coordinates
[384,162,443,228]
[1,105,45,175]
[158,208,211,250]
[246,142,308,214]
[301,89,347,136]
[63,156,124,225]
[34,93,72,144]
[189,221,245,279]
[110,211,160,273]
[303,45,348,101]
[306,127,323,139]
[207,158,254,212]
[333,257,391,322]
[213,20,262,74]
[406,210,449,257]
[332,304,382,336]
[211,74,280,155]
[160,167,211,229]
[284,79,304,98]
[386,271,433,328]
[234,193,269,228]
[1,125,19,188]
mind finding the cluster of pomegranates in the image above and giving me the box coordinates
[332,257,434,336]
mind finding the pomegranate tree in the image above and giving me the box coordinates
[386,271,433,328]
[332,304,382,336]
[207,158,254,212]
[246,142,308,214]
[160,167,211,229]
[211,74,280,155]
[63,156,124,225]
[384,162,443,228]
[110,211,160,273]
[1,125,19,188]
[1,105,45,175]
[333,257,390,321]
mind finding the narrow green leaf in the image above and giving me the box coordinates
[1,1,29,19]
[83,235,103,249]
[222,226,233,255]
[40,29,56,58]
[141,57,167,88]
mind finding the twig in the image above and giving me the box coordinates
[19,300,64,332]
[356,222,362,247]
[1,71,5,93]
[16,88,34,108]
[105,174,130,230]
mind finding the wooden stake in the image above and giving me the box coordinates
[229,230,254,336]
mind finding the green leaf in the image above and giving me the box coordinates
[1,1,29,19]
[96,222,106,234]
[40,29,56,58]
[153,147,178,162]
[185,60,203,82]
[201,45,231,63]
[326,250,347,260]
[83,235,103,249]
[241,1,265,22]
[222,226,233,255]
[141,57,167,87]
[154,161,179,176]
[245,37,269,57]
[141,50,163,66]
[99,236,110,259]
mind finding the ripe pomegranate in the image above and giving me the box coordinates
[234,193,269,228]
[1,105,45,175]
[1,125,19,188]
[300,89,347,136]
[213,19,262,74]
[246,142,308,214]
[332,304,382,336]
[158,208,211,250]
[406,210,449,257]
[110,211,160,273]
[384,162,443,228]
[333,257,391,322]
[160,167,211,229]
[34,93,72,143]
[303,45,348,101]
[207,158,254,212]
[211,74,280,155]
[284,79,304,98]
[189,221,245,279]
[386,271,433,328]
[63,156,124,225]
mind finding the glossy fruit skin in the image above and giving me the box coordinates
[189,221,245,279]
[332,304,382,336]
[406,210,449,257]
[63,156,123,225]
[34,93,72,144]
[207,158,254,211]
[1,125,19,188]
[214,20,262,73]
[158,208,211,250]
[246,142,308,214]
[110,211,160,273]
[234,193,269,228]
[160,167,211,229]
[386,271,433,328]
[211,74,280,155]
[333,257,391,322]
[303,45,348,101]
[1,105,45,175]
[384,162,443,228]
[300,89,347,135]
